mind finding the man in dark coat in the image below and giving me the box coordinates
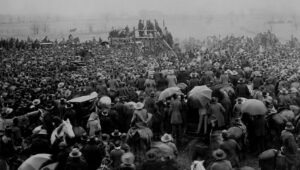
[252,74,264,90]
[280,122,298,170]
[252,115,266,154]
[220,130,241,168]
[235,78,251,98]
[156,73,168,91]
[81,137,106,170]
[177,67,189,84]
[29,129,51,155]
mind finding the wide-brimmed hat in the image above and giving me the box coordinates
[135,102,144,110]
[65,102,73,109]
[111,129,121,137]
[161,133,173,143]
[146,149,158,161]
[101,133,110,141]
[285,122,295,131]
[58,82,65,88]
[232,71,238,75]
[32,99,41,106]
[221,130,229,139]
[4,108,13,115]
[45,103,55,111]
[280,88,289,95]
[69,148,82,158]
[212,149,227,160]
[238,78,245,84]
[121,133,127,140]
[121,152,135,165]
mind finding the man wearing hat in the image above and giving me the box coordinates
[220,130,241,168]
[236,78,251,99]
[210,149,233,170]
[65,148,88,170]
[252,73,264,90]
[81,137,106,170]
[280,122,298,170]
[230,70,239,87]
[120,152,136,170]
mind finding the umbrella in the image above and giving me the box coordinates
[40,162,58,170]
[177,83,187,90]
[213,84,235,94]
[68,92,98,103]
[188,86,212,107]
[158,87,182,101]
[291,82,300,89]
[241,99,267,116]
[279,110,295,122]
[151,142,175,159]
[18,154,51,170]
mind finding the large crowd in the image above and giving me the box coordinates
[1,32,300,170]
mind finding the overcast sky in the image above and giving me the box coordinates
[1,0,300,17]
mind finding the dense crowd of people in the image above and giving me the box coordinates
[1,32,300,170]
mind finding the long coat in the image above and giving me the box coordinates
[220,139,241,167]
[169,99,183,125]
[208,102,226,128]
[280,130,298,165]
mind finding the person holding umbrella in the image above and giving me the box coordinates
[280,122,298,170]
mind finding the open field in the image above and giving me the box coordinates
[0,14,299,42]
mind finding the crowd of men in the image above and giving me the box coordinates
[1,33,300,170]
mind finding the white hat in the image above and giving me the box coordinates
[135,102,144,110]
[232,71,238,75]
[161,133,173,143]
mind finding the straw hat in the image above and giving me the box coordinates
[121,152,135,165]
[65,102,73,109]
[285,122,295,131]
[232,71,238,76]
[69,148,82,158]
[32,99,41,106]
[111,129,121,137]
[212,149,227,160]
[135,102,144,110]
[58,82,65,88]
[161,133,173,143]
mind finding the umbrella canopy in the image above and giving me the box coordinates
[213,84,235,95]
[151,142,175,159]
[241,99,267,116]
[158,87,182,101]
[18,154,51,170]
[291,82,300,89]
[40,162,58,170]
[279,109,295,122]
[177,83,187,90]
[188,86,212,107]
[68,92,98,103]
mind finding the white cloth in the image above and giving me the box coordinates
[191,160,206,170]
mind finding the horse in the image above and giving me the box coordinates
[50,119,75,145]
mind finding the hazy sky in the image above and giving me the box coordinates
[1,0,300,17]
